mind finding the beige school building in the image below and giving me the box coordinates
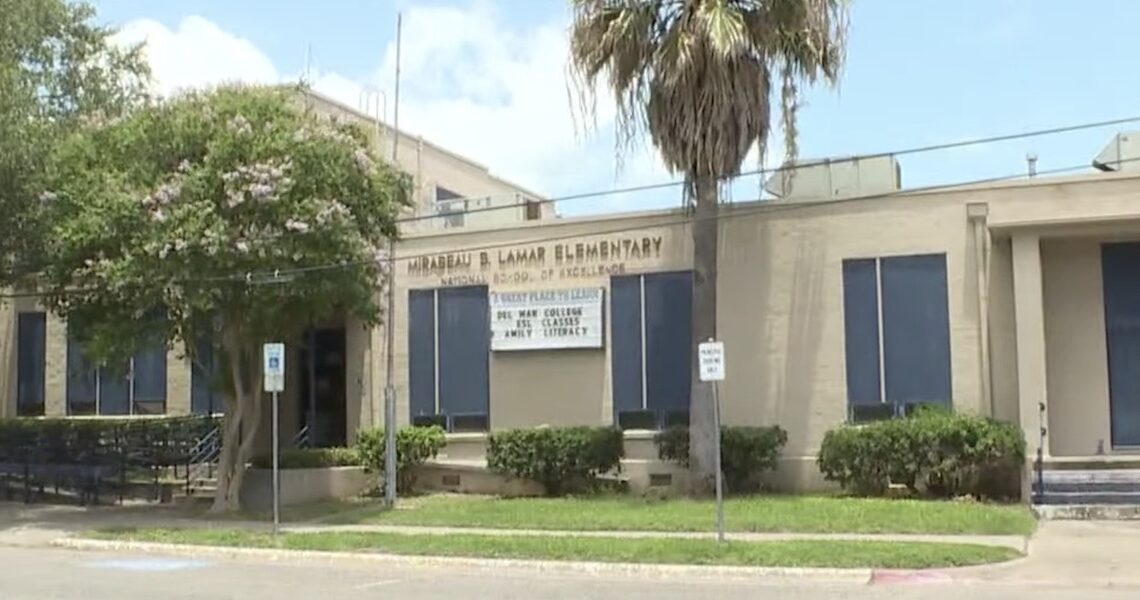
[5,93,1140,492]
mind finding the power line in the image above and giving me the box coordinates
[16,113,1137,301]
[11,156,1138,301]
[396,114,1140,224]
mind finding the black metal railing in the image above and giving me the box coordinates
[292,424,311,448]
[0,416,220,506]
[1035,401,1047,504]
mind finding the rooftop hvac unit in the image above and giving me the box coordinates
[764,154,901,202]
[1094,132,1140,172]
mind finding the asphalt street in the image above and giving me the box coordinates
[0,545,1137,600]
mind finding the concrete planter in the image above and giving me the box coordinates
[241,466,372,511]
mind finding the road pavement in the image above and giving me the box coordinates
[1,544,1138,600]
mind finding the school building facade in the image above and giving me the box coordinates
[6,129,1140,493]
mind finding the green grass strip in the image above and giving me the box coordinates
[89,527,1021,569]
[316,495,1036,536]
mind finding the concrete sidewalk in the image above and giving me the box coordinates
[283,523,1029,551]
[958,520,1140,587]
[0,502,1026,551]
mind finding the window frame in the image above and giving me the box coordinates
[66,332,169,416]
[611,270,693,429]
[16,312,47,417]
[840,253,953,422]
[407,285,491,432]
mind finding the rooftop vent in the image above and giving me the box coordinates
[764,155,901,202]
[1093,132,1140,172]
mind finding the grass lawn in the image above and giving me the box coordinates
[308,495,1035,536]
[88,527,1021,569]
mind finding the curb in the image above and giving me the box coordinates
[53,537,873,583]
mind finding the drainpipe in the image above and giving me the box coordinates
[968,203,993,416]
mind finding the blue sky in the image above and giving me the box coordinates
[94,0,1140,216]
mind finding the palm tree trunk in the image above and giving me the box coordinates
[688,174,719,496]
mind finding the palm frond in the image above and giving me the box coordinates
[567,0,848,183]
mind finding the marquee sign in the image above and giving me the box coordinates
[490,287,604,351]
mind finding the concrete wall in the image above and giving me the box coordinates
[384,192,986,469]
[1041,238,1113,456]
[241,466,372,510]
[8,171,1140,487]
[989,238,1020,424]
[0,298,16,418]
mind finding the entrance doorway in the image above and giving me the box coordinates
[1101,242,1140,447]
[298,327,347,448]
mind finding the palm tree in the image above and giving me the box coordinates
[569,0,848,495]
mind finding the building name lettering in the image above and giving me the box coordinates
[408,236,664,284]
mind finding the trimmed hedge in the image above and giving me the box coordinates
[250,447,361,470]
[0,416,220,467]
[487,427,624,496]
[655,425,788,493]
[355,425,446,493]
[817,408,1025,499]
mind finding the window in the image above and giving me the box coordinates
[66,328,169,416]
[408,286,490,431]
[434,186,466,228]
[525,200,541,221]
[611,271,693,429]
[17,312,46,416]
[841,253,952,421]
[191,336,223,415]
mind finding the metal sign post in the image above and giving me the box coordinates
[263,342,285,535]
[698,339,726,543]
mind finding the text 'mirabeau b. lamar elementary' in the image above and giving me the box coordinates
[406,235,665,283]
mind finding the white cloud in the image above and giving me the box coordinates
[112,16,279,96]
[109,6,734,216]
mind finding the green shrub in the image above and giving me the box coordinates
[817,408,1026,500]
[355,425,447,493]
[0,416,220,466]
[250,447,360,470]
[487,427,624,496]
[654,425,788,493]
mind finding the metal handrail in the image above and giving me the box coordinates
[1035,401,1047,504]
[292,425,310,448]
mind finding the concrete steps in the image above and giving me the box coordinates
[1036,467,1140,513]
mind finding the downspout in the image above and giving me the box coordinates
[968,203,993,416]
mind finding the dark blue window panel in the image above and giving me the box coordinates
[66,333,97,415]
[1101,242,1140,446]
[132,335,167,413]
[191,336,220,415]
[408,289,438,419]
[610,275,644,415]
[16,312,46,416]
[644,271,693,416]
[880,254,952,405]
[437,286,490,423]
[842,259,882,406]
[99,361,131,416]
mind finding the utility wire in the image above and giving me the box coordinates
[13,113,1135,300]
[9,155,1139,300]
[395,115,1140,224]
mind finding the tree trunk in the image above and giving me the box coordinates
[209,331,266,513]
[688,175,719,496]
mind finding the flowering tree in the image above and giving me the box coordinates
[38,85,409,511]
